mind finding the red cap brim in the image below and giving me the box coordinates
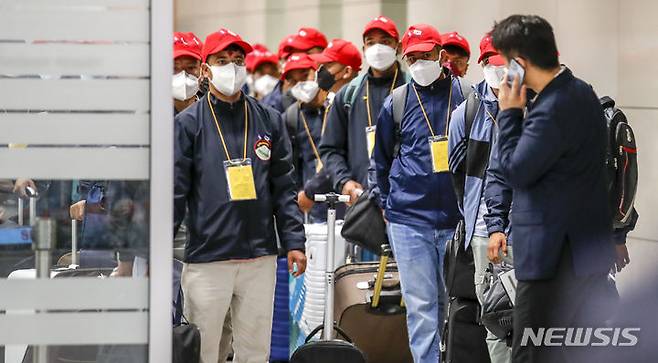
[309,53,335,64]
[403,42,438,56]
[205,40,253,61]
[487,54,505,66]
[363,26,398,41]
[174,49,202,60]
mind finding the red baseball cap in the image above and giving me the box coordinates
[401,24,442,56]
[245,45,279,72]
[278,35,295,60]
[363,15,399,41]
[310,39,362,71]
[441,32,470,57]
[478,33,497,63]
[284,27,328,53]
[202,28,253,62]
[281,53,318,80]
[173,32,203,60]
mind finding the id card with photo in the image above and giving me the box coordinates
[365,125,376,158]
[429,136,449,173]
[224,158,257,201]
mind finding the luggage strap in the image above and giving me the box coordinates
[305,324,354,343]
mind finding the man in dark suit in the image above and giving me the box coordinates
[491,15,624,362]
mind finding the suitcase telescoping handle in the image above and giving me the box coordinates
[70,219,79,267]
[17,186,38,226]
[371,244,392,308]
[314,192,350,341]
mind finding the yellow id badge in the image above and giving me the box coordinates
[429,136,449,173]
[224,159,257,201]
[365,126,376,158]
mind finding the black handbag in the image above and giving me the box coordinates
[173,315,201,363]
[290,324,366,363]
[341,188,388,254]
[173,287,200,363]
[443,220,477,300]
[481,263,514,342]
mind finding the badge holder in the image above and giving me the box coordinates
[365,125,376,158]
[314,159,323,174]
[429,136,449,173]
[224,158,257,201]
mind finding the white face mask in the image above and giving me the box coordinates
[253,74,279,97]
[409,59,442,87]
[172,71,200,101]
[208,63,247,97]
[365,44,397,71]
[482,64,506,90]
[290,81,320,104]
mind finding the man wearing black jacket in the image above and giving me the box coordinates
[319,16,408,204]
[174,28,306,363]
[491,15,632,363]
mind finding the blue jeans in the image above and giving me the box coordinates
[387,222,453,363]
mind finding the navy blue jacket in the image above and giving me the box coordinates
[496,68,615,280]
[484,129,513,241]
[283,103,334,222]
[375,74,464,229]
[174,93,305,263]
[449,80,506,247]
[319,67,408,192]
[261,81,295,114]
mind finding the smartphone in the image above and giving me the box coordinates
[506,58,525,87]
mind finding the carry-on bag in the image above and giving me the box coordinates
[333,245,412,363]
[290,193,366,363]
[441,297,491,363]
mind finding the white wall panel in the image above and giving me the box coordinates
[0,147,149,180]
[0,1,149,42]
[0,312,148,345]
[0,278,148,310]
[0,43,150,77]
[0,79,149,111]
[0,113,149,145]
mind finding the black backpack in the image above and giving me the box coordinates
[600,96,638,229]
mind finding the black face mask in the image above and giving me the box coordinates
[316,66,338,91]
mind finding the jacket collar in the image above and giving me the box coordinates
[532,66,573,104]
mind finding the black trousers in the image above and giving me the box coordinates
[512,244,618,363]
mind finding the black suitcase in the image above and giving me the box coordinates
[290,193,366,363]
[441,297,491,363]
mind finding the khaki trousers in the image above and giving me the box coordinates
[182,255,277,363]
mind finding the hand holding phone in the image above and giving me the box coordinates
[506,58,525,88]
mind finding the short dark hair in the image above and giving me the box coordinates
[442,45,469,59]
[491,15,559,70]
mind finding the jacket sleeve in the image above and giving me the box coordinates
[173,113,194,234]
[282,105,304,189]
[374,96,396,209]
[319,87,352,192]
[612,208,639,245]
[303,167,333,200]
[497,107,564,188]
[268,110,306,252]
[484,132,513,236]
[448,101,468,213]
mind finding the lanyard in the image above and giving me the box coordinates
[299,107,323,169]
[365,66,399,127]
[411,80,453,137]
[207,94,249,160]
[320,103,331,136]
[484,107,498,126]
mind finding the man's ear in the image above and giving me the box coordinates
[438,48,448,63]
[395,42,402,56]
[343,66,355,79]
